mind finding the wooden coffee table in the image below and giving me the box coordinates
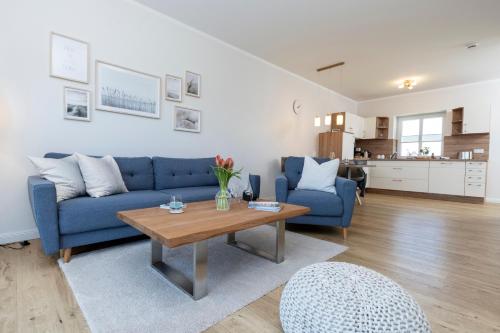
[117,201,309,300]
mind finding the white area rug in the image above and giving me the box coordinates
[59,225,347,333]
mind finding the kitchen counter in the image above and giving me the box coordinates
[365,159,488,199]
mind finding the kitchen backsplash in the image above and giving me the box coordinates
[443,133,490,160]
[355,133,489,160]
[355,139,397,157]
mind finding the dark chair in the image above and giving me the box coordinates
[338,165,366,205]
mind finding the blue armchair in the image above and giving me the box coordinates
[275,157,357,239]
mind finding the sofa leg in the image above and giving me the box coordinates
[342,228,348,240]
[63,248,72,263]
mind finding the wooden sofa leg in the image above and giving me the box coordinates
[342,228,348,240]
[63,248,72,263]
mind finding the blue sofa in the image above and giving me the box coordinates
[28,153,260,260]
[275,157,356,239]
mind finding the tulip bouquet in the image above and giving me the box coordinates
[212,155,241,211]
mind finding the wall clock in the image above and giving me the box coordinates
[292,99,302,115]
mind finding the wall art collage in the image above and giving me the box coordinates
[50,32,202,132]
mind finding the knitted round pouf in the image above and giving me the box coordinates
[280,262,431,333]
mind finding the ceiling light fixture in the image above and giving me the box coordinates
[316,61,345,72]
[465,41,479,49]
[398,79,417,90]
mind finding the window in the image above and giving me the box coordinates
[397,112,445,156]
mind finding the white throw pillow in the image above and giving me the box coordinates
[296,156,339,194]
[29,155,86,202]
[75,153,128,198]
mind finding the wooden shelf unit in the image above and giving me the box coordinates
[330,112,346,132]
[452,107,464,136]
[375,117,389,139]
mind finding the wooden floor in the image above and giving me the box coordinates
[1,193,500,332]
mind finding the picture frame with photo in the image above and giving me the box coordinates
[165,74,182,102]
[95,61,161,119]
[50,32,89,83]
[174,106,201,133]
[185,71,201,98]
[64,87,91,121]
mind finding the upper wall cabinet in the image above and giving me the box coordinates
[463,104,491,134]
[450,105,491,135]
[363,117,377,139]
[344,112,365,138]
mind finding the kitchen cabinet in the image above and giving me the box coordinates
[368,161,429,193]
[344,112,365,138]
[463,104,491,134]
[428,161,465,195]
[451,104,491,135]
[363,117,377,139]
[465,161,487,197]
[368,160,488,199]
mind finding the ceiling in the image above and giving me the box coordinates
[136,0,500,101]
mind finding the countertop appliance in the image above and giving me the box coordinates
[459,151,473,160]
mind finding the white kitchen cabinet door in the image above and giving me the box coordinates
[342,132,355,160]
[363,117,376,139]
[463,104,491,134]
[428,162,465,196]
[344,112,364,138]
[355,116,365,138]
[344,112,354,134]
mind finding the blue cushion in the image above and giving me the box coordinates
[153,157,218,190]
[44,153,154,191]
[284,157,330,190]
[114,157,154,191]
[159,186,219,203]
[287,189,343,217]
[58,190,169,234]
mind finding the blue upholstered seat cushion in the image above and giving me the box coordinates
[44,153,154,191]
[58,190,169,234]
[287,189,343,217]
[159,186,219,203]
[153,157,218,190]
[285,157,330,190]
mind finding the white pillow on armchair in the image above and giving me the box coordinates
[296,156,339,194]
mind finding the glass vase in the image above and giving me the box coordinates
[215,189,231,211]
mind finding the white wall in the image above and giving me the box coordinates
[358,80,500,201]
[0,0,356,242]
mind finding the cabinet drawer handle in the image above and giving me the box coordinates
[392,167,403,170]
[392,179,403,182]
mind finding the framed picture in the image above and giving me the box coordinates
[95,61,161,119]
[50,32,89,83]
[64,87,91,121]
[165,74,182,102]
[174,106,201,133]
[185,71,201,97]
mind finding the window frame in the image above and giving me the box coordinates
[396,111,446,157]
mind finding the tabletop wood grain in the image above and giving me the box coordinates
[117,201,310,248]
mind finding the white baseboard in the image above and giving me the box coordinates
[485,197,500,204]
[0,228,39,245]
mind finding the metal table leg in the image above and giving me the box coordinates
[226,220,285,263]
[151,239,208,300]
